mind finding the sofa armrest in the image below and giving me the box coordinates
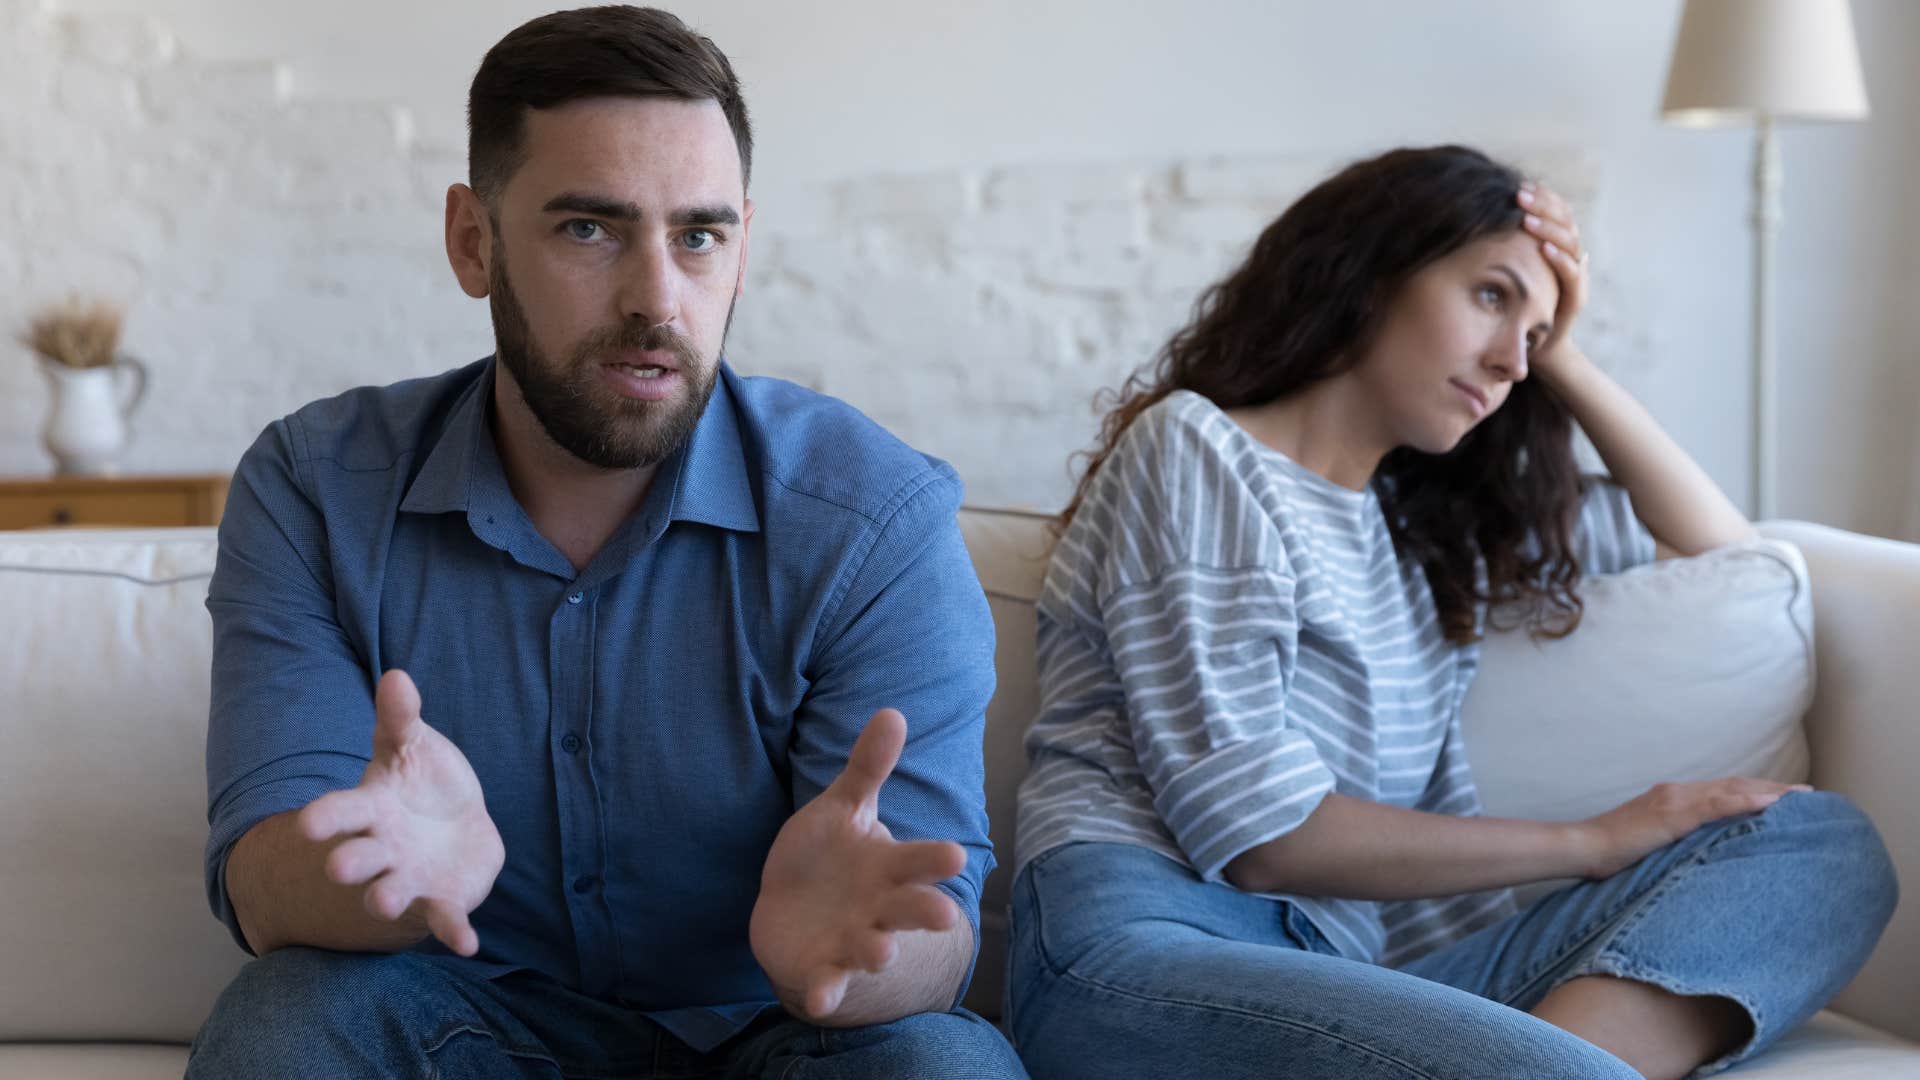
[1760,521,1920,1042]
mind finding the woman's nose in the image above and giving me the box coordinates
[1485,325,1529,382]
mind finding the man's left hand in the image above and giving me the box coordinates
[749,707,966,1022]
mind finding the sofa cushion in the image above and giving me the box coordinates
[0,528,243,1044]
[1462,539,1813,825]
[0,1043,193,1080]
[0,1012,1911,1079]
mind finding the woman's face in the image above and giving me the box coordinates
[1349,229,1560,455]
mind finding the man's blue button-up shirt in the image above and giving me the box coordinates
[203,358,997,1051]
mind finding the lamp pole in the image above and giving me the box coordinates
[1751,115,1782,521]
[1661,0,1869,522]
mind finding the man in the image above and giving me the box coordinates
[186,7,1028,1077]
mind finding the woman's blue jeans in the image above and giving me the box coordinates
[186,948,1028,1079]
[1007,791,1896,1080]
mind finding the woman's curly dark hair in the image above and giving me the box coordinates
[1057,145,1587,644]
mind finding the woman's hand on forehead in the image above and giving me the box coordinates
[1517,181,1590,375]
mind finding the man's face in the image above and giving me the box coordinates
[485,96,752,470]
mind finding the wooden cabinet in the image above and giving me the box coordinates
[0,475,230,530]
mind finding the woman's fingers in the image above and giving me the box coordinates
[1522,211,1580,258]
[1694,776,1811,825]
[1709,789,1779,820]
[1540,240,1586,283]
[1715,776,1812,799]
[1519,181,1577,227]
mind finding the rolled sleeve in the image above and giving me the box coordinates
[787,465,997,1007]
[1105,563,1335,881]
[204,420,375,948]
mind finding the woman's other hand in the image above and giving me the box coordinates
[1575,778,1812,879]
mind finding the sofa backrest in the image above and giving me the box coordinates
[0,527,239,1043]
[954,508,1055,1016]
[0,511,1820,1040]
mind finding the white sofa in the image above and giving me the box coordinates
[2,512,1917,1078]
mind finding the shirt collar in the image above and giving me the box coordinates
[666,363,760,534]
[398,357,761,535]
[398,361,491,516]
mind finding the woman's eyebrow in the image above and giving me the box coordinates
[1491,264,1530,303]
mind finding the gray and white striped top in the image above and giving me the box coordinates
[1015,389,1655,966]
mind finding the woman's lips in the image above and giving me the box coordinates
[1450,378,1490,415]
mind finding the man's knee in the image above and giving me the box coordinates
[848,1010,1028,1078]
[188,949,448,1076]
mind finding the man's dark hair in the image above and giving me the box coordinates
[467,5,753,201]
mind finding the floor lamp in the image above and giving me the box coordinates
[1660,0,1869,521]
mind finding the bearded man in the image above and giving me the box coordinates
[186,8,1025,1078]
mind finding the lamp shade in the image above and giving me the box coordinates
[1661,0,1870,126]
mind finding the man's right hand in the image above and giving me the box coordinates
[296,669,504,956]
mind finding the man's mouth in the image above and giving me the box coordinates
[610,362,670,380]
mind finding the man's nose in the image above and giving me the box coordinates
[618,242,680,328]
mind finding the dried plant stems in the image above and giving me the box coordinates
[21,298,125,369]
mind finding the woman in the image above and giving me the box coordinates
[1007,146,1895,1080]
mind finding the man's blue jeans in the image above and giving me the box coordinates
[186,947,1028,1079]
[1007,791,1896,1080]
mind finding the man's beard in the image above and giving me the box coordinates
[488,246,724,471]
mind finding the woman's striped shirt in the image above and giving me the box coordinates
[1014,389,1655,966]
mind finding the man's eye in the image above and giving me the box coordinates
[682,229,719,253]
[564,220,604,241]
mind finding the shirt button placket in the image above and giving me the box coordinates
[553,584,610,994]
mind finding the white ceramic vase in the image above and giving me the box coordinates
[40,355,148,476]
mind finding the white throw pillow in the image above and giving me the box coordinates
[0,528,246,1044]
[1462,538,1813,826]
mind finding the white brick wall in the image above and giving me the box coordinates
[0,2,1639,510]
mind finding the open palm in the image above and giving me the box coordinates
[297,669,505,956]
[749,708,965,1021]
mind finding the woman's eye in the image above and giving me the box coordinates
[1477,284,1505,308]
[682,229,719,253]
[564,220,604,242]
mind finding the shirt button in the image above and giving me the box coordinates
[572,874,599,895]
[567,592,583,604]
[560,733,581,754]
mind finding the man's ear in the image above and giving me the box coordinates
[445,183,495,299]
[733,196,755,299]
